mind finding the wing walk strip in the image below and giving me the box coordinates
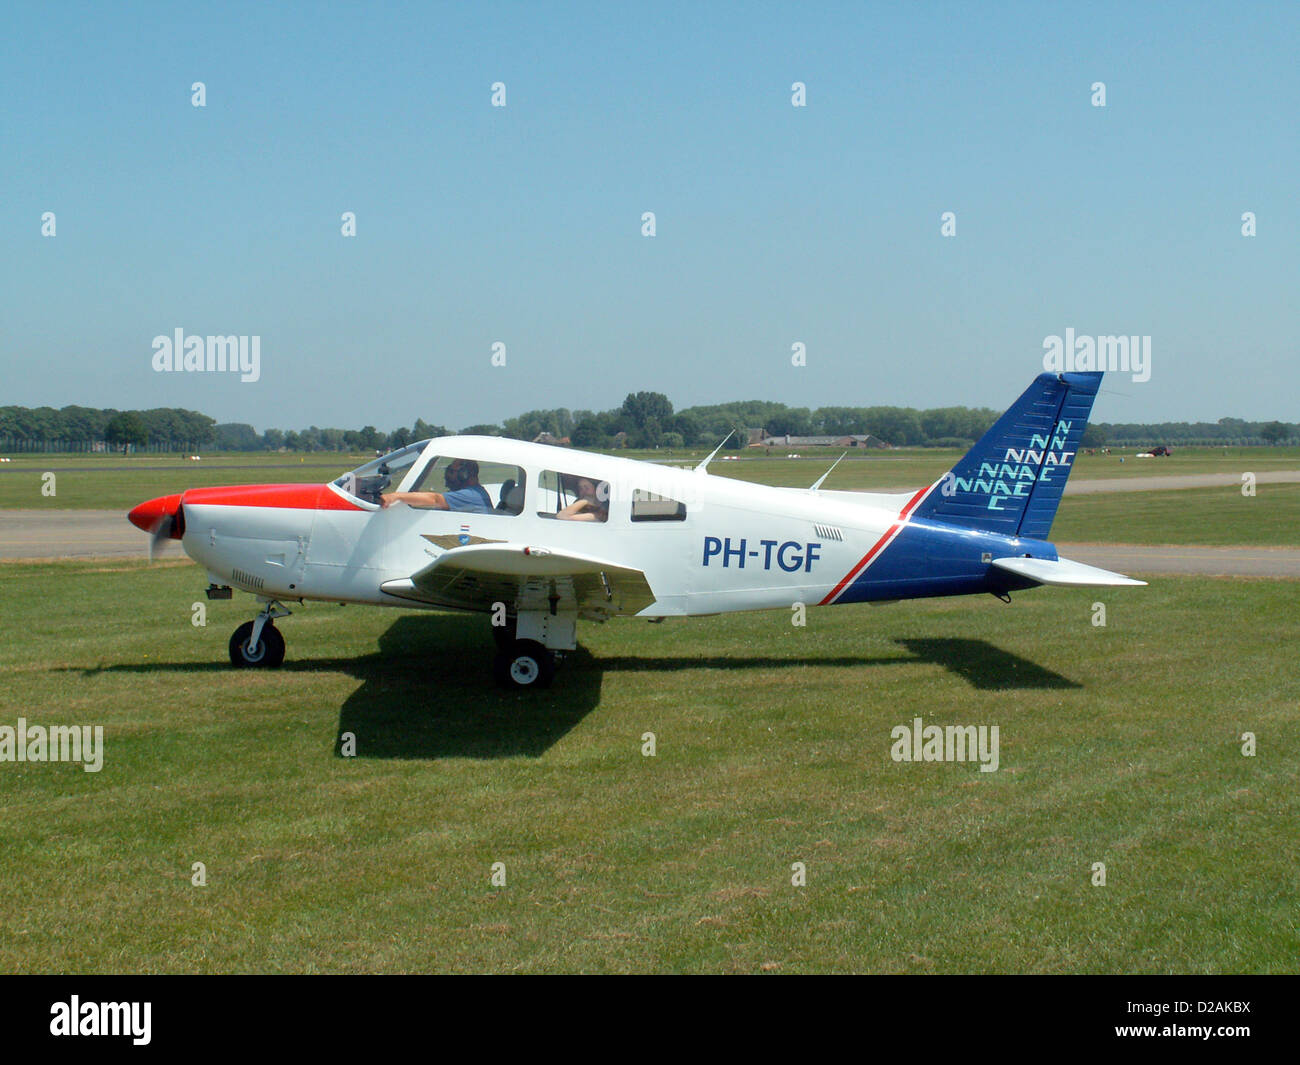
[819,483,935,606]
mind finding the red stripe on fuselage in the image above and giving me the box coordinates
[819,484,933,606]
[897,484,930,520]
[180,484,363,511]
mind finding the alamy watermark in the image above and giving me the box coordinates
[151,328,261,382]
[50,996,150,1045]
[890,716,999,773]
[0,718,104,772]
[1042,327,1150,383]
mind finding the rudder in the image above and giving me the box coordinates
[911,372,1102,539]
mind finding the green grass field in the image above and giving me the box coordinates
[1051,483,1300,547]
[0,454,352,510]
[0,558,1295,973]
[2,446,1297,511]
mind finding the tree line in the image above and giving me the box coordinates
[1,395,1295,453]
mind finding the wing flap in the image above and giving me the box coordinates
[992,555,1147,587]
[381,543,656,617]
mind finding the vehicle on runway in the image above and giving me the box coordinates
[128,371,1144,688]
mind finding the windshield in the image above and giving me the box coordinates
[333,440,430,504]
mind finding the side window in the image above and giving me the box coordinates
[537,471,610,523]
[631,488,686,522]
[406,456,525,514]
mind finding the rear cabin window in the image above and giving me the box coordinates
[536,471,610,523]
[631,488,686,522]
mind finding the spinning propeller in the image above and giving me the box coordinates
[127,493,185,560]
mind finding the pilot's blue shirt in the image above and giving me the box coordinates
[444,485,493,513]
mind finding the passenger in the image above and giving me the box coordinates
[557,476,609,522]
[381,458,493,513]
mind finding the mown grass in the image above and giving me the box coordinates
[0,559,1294,973]
[1051,483,1300,547]
[2,447,1297,511]
[0,454,354,510]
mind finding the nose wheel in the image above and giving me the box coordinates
[229,600,290,668]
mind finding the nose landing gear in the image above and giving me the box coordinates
[229,600,291,668]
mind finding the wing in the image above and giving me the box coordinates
[380,543,657,619]
[991,555,1147,587]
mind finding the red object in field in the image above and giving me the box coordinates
[127,493,183,536]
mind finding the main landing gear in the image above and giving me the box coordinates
[229,600,290,668]
[493,639,556,689]
[490,610,575,690]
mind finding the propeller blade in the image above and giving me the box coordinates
[148,513,174,561]
[129,494,184,561]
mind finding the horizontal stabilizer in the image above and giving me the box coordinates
[992,555,1147,587]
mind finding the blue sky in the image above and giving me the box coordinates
[2,1,1297,431]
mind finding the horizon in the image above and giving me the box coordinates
[3,388,1291,442]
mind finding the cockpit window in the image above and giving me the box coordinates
[405,456,526,514]
[333,441,429,505]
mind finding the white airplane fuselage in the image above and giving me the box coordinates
[174,436,988,617]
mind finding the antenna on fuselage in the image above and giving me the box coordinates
[694,430,734,473]
[809,451,848,491]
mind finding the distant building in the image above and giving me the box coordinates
[760,433,890,448]
[532,432,571,447]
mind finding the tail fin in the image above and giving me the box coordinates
[912,372,1102,540]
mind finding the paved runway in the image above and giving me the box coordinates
[1056,543,1300,578]
[1,510,146,559]
[1064,470,1300,494]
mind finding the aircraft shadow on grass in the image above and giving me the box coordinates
[596,637,1079,691]
[330,615,603,760]
[69,620,1077,760]
[892,638,1081,691]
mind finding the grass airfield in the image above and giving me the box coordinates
[0,555,1295,973]
[3,448,1300,553]
[4,445,1299,510]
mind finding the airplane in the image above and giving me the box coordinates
[127,371,1144,689]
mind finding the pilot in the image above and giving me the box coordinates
[557,476,609,522]
[380,458,493,513]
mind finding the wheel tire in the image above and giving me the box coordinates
[493,639,555,689]
[229,620,286,668]
[490,617,517,651]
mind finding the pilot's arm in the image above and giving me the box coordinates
[381,492,447,509]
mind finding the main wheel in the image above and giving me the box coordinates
[493,639,555,689]
[229,620,286,668]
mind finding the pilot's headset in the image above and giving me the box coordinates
[444,459,477,490]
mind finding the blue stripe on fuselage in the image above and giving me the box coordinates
[830,520,1058,604]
